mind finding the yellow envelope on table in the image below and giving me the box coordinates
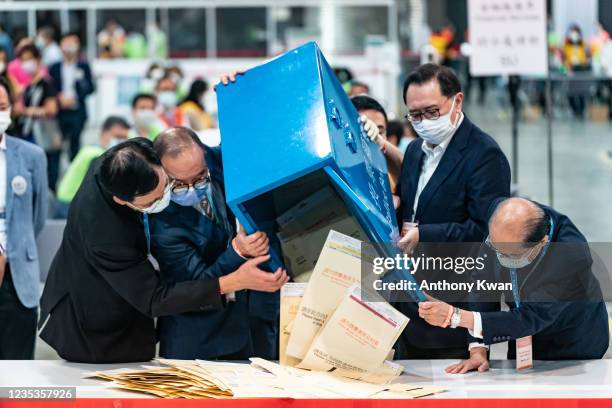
[297,284,409,382]
[285,230,365,360]
[279,282,307,366]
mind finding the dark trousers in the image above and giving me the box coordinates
[249,316,278,360]
[58,111,86,160]
[0,264,38,359]
[46,151,61,193]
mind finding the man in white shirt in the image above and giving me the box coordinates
[36,26,63,67]
[48,32,95,160]
[394,63,511,359]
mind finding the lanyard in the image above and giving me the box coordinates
[510,217,554,309]
[143,213,151,255]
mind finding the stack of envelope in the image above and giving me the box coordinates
[282,230,410,384]
[90,359,234,399]
[90,358,445,399]
[89,230,447,399]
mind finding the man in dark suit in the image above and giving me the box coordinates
[419,198,610,372]
[39,138,287,363]
[150,127,271,360]
[48,32,95,160]
[396,64,511,359]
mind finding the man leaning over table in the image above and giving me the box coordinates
[418,197,609,373]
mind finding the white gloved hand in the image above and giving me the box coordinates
[359,115,385,148]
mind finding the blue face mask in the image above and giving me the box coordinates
[171,183,210,207]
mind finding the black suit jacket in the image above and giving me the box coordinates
[397,115,511,350]
[39,160,225,363]
[48,60,95,119]
[471,205,610,360]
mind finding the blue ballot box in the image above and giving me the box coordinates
[217,42,423,301]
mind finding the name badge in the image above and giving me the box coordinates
[11,176,27,196]
[516,335,533,371]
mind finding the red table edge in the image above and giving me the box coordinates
[1,398,611,407]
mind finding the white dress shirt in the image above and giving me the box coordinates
[410,114,487,351]
[412,113,464,219]
[61,62,78,100]
[0,134,7,254]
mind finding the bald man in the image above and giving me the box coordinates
[418,197,609,373]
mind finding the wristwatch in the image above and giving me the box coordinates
[450,307,461,328]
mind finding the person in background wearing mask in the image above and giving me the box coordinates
[179,79,214,131]
[131,93,164,140]
[395,63,510,359]
[563,24,591,119]
[36,26,63,67]
[0,76,48,359]
[151,127,275,360]
[39,138,288,363]
[418,197,609,372]
[49,32,95,160]
[12,45,60,191]
[140,62,165,94]
[7,37,40,95]
[166,64,187,98]
[54,116,131,219]
[156,75,185,128]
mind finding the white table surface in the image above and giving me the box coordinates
[0,359,611,399]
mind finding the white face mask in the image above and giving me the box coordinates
[129,183,172,214]
[0,61,6,73]
[0,109,11,135]
[21,60,38,75]
[495,241,544,269]
[412,96,459,145]
[106,137,125,150]
[496,251,533,269]
[134,109,157,128]
[568,31,581,43]
[158,91,177,109]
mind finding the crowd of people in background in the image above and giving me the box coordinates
[0,22,421,224]
[0,26,224,221]
[422,20,612,119]
[1,18,611,226]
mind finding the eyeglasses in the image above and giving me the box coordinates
[404,108,442,124]
[404,96,452,124]
[170,168,210,195]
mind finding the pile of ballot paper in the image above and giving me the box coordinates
[89,358,445,399]
[89,230,446,399]
[276,187,366,281]
[280,230,411,384]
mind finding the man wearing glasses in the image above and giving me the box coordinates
[39,137,288,363]
[418,197,609,372]
[150,127,277,360]
[395,63,511,359]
